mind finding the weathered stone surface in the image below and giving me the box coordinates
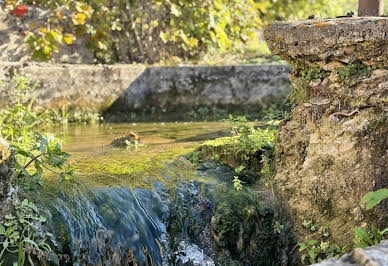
[264,18,388,66]
[264,18,388,248]
[314,240,388,266]
[0,62,146,112]
[0,137,14,222]
[0,62,291,114]
[109,64,291,113]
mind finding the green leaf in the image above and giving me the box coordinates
[354,227,373,246]
[361,189,388,210]
[3,239,8,249]
[298,243,307,251]
[0,225,5,235]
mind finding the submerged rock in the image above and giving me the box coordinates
[111,132,142,147]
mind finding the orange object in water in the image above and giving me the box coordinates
[129,132,141,142]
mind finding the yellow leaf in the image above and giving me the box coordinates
[98,41,107,50]
[188,37,198,47]
[72,13,86,25]
[152,20,158,27]
[39,28,47,33]
[56,9,64,20]
[63,33,74,45]
[160,32,169,43]
[144,24,149,30]
[135,17,141,24]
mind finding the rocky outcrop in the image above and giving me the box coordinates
[314,240,388,266]
[264,18,388,247]
[0,137,14,221]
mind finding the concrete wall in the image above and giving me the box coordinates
[0,62,291,113]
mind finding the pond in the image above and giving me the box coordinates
[33,122,248,265]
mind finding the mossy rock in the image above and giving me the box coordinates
[197,136,272,184]
[111,135,141,147]
[210,186,289,266]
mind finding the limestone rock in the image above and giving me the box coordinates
[314,240,388,266]
[264,18,388,66]
[264,17,388,248]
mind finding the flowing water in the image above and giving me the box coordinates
[33,122,245,265]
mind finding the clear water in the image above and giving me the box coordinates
[35,122,237,265]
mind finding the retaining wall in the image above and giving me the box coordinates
[0,62,291,113]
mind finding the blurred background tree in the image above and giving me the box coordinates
[3,0,365,64]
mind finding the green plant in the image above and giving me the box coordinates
[233,176,243,191]
[361,189,388,210]
[298,240,347,264]
[0,197,56,265]
[186,150,203,164]
[353,227,388,248]
[274,221,284,234]
[234,165,245,174]
[302,220,317,232]
[333,63,372,85]
[0,74,74,187]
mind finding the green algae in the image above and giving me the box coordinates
[45,122,231,188]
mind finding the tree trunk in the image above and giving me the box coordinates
[358,0,383,16]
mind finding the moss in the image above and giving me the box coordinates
[69,148,197,189]
[210,186,286,265]
[333,62,372,85]
[198,128,276,183]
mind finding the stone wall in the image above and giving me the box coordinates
[0,62,291,114]
[264,18,388,247]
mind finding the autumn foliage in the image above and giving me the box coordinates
[4,0,357,63]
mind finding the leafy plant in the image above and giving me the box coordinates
[233,176,243,191]
[0,74,74,187]
[333,63,372,85]
[0,197,56,265]
[234,165,245,174]
[186,150,203,164]
[302,220,317,232]
[298,240,347,264]
[353,227,388,248]
[274,221,284,234]
[360,189,388,210]
[5,0,357,63]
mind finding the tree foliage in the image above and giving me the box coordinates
[4,0,357,63]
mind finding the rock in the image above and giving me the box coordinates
[111,132,141,147]
[264,18,388,66]
[0,137,15,221]
[264,18,388,248]
[210,187,290,266]
[314,240,388,266]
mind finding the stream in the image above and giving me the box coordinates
[32,122,253,265]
